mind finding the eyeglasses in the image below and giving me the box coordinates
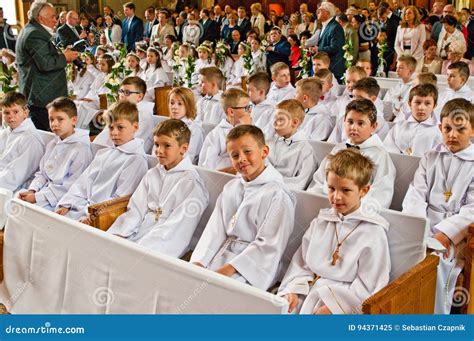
[231,104,252,112]
[118,89,141,96]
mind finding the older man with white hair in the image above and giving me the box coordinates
[305,1,345,83]
[16,0,78,130]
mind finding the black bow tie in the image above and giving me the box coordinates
[346,143,360,149]
[304,108,310,114]
[204,95,214,100]
[279,137,293,146]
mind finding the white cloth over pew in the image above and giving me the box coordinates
[0,199,287,314]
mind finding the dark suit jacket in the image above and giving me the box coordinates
[0,22,16,51]
[199,19,219,43]
[122,16,144,51]
[16,20,67,108]
[56,24,81,47]
[317,17,345,82]
[237,18,251,38]
[467,18,474,60]
[144,19,158,39]
[266,37,291,70]
[175,24,184,42]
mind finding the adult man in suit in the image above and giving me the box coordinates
[265,27,290,70]
[121,2,144,52]
[213,5,224,30]
[175,11,187,42]
[144,7,158,42]
[377,4,399,73]
[305,2,345,83]
[199,8,219,44]
[236,6,251,38]
[56,11,86,48]
[467,12,474,60]
[0,7,16,51]
[16,2,78,130]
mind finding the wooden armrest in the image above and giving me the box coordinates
[88,195,132,231]
[464,224,474,313]
[218,167,237,175]
[98,94,108,110]
[362,255,439,314]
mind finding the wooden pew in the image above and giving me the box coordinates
[154,86,172,116]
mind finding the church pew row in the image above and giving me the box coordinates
[387,71,474,91]
[308,140,421,211]
[0,199,287,314]
[84,166,437,314]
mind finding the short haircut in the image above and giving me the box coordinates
[448,61,470,81]
[347,65,367,78]
[423,38,437,50]
[123,2,135,11]
[201,8,210,17]
[226,125,265,147]
[352,77,380,98]
[409,84,438,105]
[441,14,457,26]
[0,91,27,108]
[416,72,437,86]
[247,72,271,94]
[199,66,224,89]
[314,68,333,83]
[345,98,378,124]
[295,77,323,102]
[270,62,289,77]
[440,98,474,127]
[46,97,77,118]
[325,148,374,188]
[153,118,191,145]
[121,76,147,94]
[221,88,250,111]
[397,55,417,71]
[276,99,305,122]
[168,87,197,119]
[313,52,331,65]
[105,101,139,125]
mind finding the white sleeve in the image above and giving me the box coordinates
[34,146,93,209]
[283,146,316,191]
[318,231,390,314]
[138,178,210,257]
[190,193,228,266]
[382,126,402,154]
[229,190,295,290]
[402,154,429,217]
[0,136,44,192]
[365,152,395,209]
[114,156,148,197]
[306,156,328,195]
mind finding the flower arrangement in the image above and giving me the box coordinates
[105,50,133,103]
[215,40,228,68]
[241,42,253,76]
[0,64,18,94]
[342,37,354,70]
[376,33,388,77]
[65,63,75,97]
[184,55,196,88]
[298,47,312,79]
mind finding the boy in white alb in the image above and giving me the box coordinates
[195,66,226,125]
[19,97,92,211]
[278,149,390,314]
[314,68,337,109]
[330,78,390,143]
[382,55,416,122]
[330,66,367,120]
[108,119,209,258]
[198,88,252,171]
[0,92,45,192]
[267,99,316,190]
[384,84,442,156]
[57,101,148,222]
[294,77,333,141]
[247,72,276,140]
[267,62,296,104]
[308,99,396,209]
[402,99,474,314]
[436,62,474,120]
[191,125,296,290]
[93,77,155,154]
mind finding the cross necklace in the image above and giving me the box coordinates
[439,153,462,203]
[332,221,363,266]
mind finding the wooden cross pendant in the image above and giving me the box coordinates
[155,207,162,221]
[331,245,341,266]
[405,147,413,156]
[444,190,452,203]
